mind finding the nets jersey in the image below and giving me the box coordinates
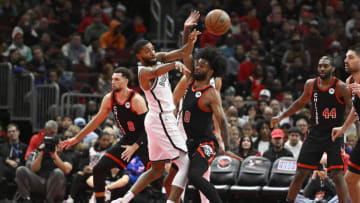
[182,81,217,142]
[111,90,144,144]
[309,77,346,131]
[138,63,175,113]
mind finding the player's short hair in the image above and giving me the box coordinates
[349,46,360,57]
[194,46,227,77]
[114,67,131,79]
[133,40,150,54]
[318,55,334,67]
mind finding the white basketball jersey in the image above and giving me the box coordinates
[138,63,175,113]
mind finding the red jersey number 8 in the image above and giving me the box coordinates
[184,111,191,123]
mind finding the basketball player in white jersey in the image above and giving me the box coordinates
[111,30,201,203]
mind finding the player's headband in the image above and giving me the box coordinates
[318,58,331,65]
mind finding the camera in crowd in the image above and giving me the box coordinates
[43,136,60,153]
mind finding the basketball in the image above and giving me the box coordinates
[205,9,231,36]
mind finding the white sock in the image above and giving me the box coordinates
[123,191,134,202]
[166,200,175,203]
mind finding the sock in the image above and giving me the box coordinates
[123,191,134,202]
[166,201,175,203]
[96,196,105,203]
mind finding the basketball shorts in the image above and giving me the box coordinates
[145,111,187,162]
[297,128,345,171]
[348,138,360,174]
[103,140,150,170]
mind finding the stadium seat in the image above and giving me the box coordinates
[262,157,297,201]
[210,155,241,185]
[230,156,272,199]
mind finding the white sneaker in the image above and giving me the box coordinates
[111,198,125,203]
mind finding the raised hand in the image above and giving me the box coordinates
[188,29,202,44]
[184,10,200,29]
[175,61,191,76]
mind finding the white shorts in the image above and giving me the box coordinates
[145,111,187,162]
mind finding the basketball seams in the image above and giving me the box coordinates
[205,9,230,35]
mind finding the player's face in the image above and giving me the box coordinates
[137,43,157,66]
[193,58,213,81]
[345,50,360,73]
[112,73,127,92]
[317,63,333,80]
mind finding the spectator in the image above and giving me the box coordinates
[103,126,118,146]
[113,3,133,39]
[0,123,28,201]
[100,20,126,50]
[296,117,309,140]
[270,99,282,117]
[238,134,260,160]
[242,122,257,141]
[229,125,241,153]
[233,95,247,117]
[61,32,87,65]
[284,127,303,159]
[84,100,99,123]
[98,63,113,94]
[263,129,293,163]
[47,69,69,96]
[222,86,236,108]
[7,30,32,62]
[28,46,49,84]
[227,44,248,85]
[74,117,98,148]
[15,121,72,203]
[25,120,58,160]
[253,120,271,155]
[263,106,274,122]
[259,89,271,102]
[240,7,260,32]
[239,105,257,127]
[69,132,111,202]
[78,5,110,34]
[84,12,109,45]
[84,39,105,71]
[237,47,259,83]
[345,133,358,154]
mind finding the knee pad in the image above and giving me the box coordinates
[172,152,190,189]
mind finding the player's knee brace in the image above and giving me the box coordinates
[171,152,189,189]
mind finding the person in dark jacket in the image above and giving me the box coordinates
[263,129,293,163]
[0,123,28,201]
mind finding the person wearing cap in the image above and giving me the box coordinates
[7,29,32,62]
[74,117,99,148]
[271,56,352,203]
[263,129,293,163]
[284,127,303,159]
[259,89,271,102]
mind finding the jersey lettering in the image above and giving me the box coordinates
[184,111,191,123]
[127,121,135,131]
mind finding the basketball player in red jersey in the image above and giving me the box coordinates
[272,56,352,203]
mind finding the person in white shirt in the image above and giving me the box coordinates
[285,127,303,160]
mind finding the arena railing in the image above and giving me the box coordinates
[10,72,36,122]
[33,84,60,132]
[0,63,12,110]
[60,92,104,118]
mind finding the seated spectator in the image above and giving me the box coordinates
[296,117,309,140]
[263,129,293,162]
[98,63,113,94]
[345,133,358,154]
[229,125,241,153]
[15,133,72,202]
[238,105,257,128]
[238,135,260,160]
[61,33,87,65]
[242,122,257,141]
[285,127,303,159]
[6,30,32,62]
[0,123,28,201]
[253,120,271,155]
[25,120,59,160]
[74,117,98,148]
[84,12,109,45]
[84,100,99,123]
[100,20,126,50]
[68,132,112,202]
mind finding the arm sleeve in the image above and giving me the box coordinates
[135,113,147,147]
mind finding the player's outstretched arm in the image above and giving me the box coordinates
[59,94,112,149]
[271,79,313,128]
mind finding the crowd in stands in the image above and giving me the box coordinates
[1,0,360,202]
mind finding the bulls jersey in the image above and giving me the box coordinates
[309,77,346,131]
[182,81,217,143]
[111,90,144,144]
[138,63,175,113]
[347,75,360,120]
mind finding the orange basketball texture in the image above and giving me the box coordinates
[205,9,231,36]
